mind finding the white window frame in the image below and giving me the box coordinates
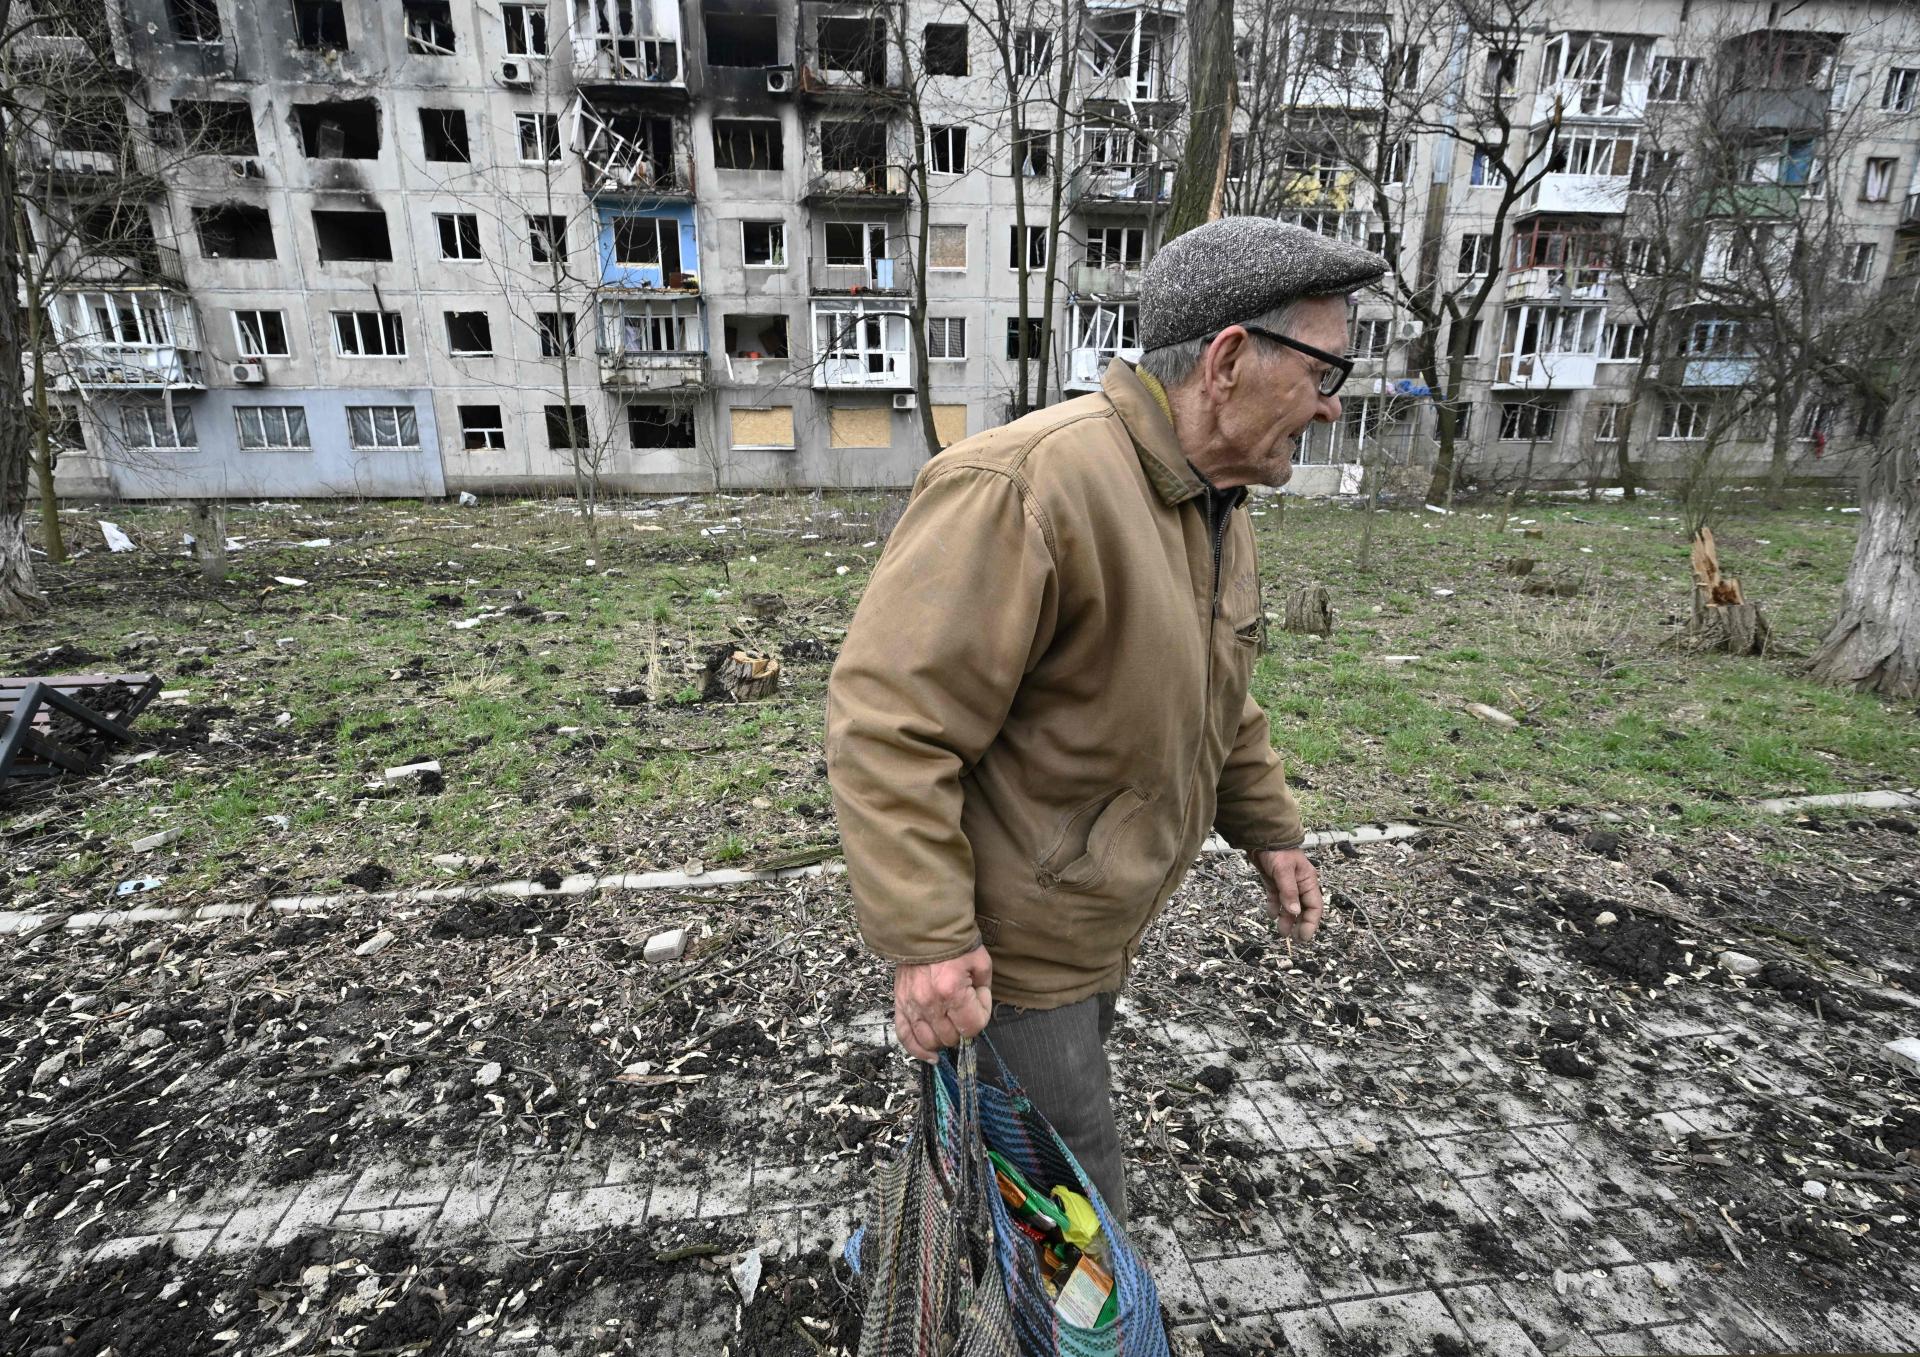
[347,404,421,449]
[232,309,289,358]
[502,2,547,56]
[928,125,967,176]
[1498,402,1558,441]
[1797,399,1839,440]
[1685,319,1743,356]
[1656,400,1708,441]
[445,310,494,356]
[741,219,787,268]
[814,302,910,386]
[1593,401,1622,441]
[1864,157,1897,203]
[436,212,483,261]
[1085,226,1145,268]
[1844,241,1878,283]
[1457,233,1493,276]
[516,112,561,163]
[1470,151,1507,188]
[602,296,697,354]
[1602,320,1645,361]
[234,404,311,450]
[332,310,406,357]
[927,315,966,360]
[1011,27,1052,77]
[1883,67,1919,112]
[121,402,196,449]
[1008,224,1047,270]
[459,404,507,449]
[1351,318,1391,358]
[1648,55,1698,102]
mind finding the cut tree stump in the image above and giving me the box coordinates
[1283,584,1333,636]
[1504,557,1537,576]
[701,646,781,701]
[1689,527,1770,655]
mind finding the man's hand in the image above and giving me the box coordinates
[893,946,994,1062]
[1246,848,1325,943]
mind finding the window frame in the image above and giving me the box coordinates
[444,310,494,356]
[331,309,407,357]
[1007,224,1047,271]
[347,404,422,450]
[458,403,508,450]
[1883,67,1919,112]
[435,212,484,262]
[233,404,311,451]
[1863,156,1897,203]
[515,112,561,163]
[928,124,968,176]
[232,309,290,358]
[122,402,197,449]
[741,219,788,269]
[927,315,967,360]
[544,402,591,450]
[502,2,548,56]
[536,310,578,357]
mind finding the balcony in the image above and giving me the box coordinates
[1492,353,1598,390]
[577,101,695,198]
[722,354,792,385]
[804,165,908,202]
[48,289,204,391]
[1070,262,1145,297]
[1900,194,1920,230]
[1530,77,1650,127]
[599,350,707,390]
[808,255,909,295]
[1065,344,1142,391]
[1072,162,1172,209]
[1506,266,1611,303]
[1725,86,1829,133]
[1528,174,1630,215]
[811,300,912,390]
[1681,358,1755,387]
[572,41,687,97]
[799,7,903,103]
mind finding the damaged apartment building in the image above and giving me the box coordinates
[14,0,1920,497]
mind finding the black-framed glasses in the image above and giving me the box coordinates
[1239,325,1355,397]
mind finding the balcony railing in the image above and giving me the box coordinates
[1680,357,1755,387]
[55,346,204,390]
[572,40,684,90]
[598,350,707,390]
[809,255,909,294]
[1073,162,1172,206]
[1065,345,1142,390]
[1506,265,1612,303]
[804,166,908,199]
[723,354,792,384]
[1529,174,1631,215]
[1492,352,1598,390]
[1070,262,1145,297]
[1530,77,1650,126]
[585,159,693,197]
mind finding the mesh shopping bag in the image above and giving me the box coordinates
[849,1040,1168,1357]
[850,1040,1022,1357]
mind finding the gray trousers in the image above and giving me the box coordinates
[977,992,1127,1229]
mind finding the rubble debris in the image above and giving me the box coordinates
[1717,950,1765,978]
[130,828,183,853]
[99,521,136,552]
[1466,702,1519,728]
[644,928,690,963]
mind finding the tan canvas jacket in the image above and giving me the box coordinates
[825,361,1304,1009]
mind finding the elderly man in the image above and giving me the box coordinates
[826,219,1387,1222]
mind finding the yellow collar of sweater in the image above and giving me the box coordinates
[1134,366,1175,425]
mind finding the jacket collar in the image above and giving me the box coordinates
[1104,360,1205,507]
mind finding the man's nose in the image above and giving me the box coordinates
[1314,392,1342,424]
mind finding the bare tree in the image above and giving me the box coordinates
[1164,0,1233,240]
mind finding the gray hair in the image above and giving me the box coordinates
[1136,299,1311,390]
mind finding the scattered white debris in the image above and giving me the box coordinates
[130,829,183,854]
[1424,504,1452,515]
[272,576,308,588]
[274,711,292,727]
[114,878,164,897]
[1802,1180,1829,1201]
[385,760,442,783]
[458,491,479,506]
[136,1027,167,1050]
[295,539,332,548]
[1465,702,1519,728]
[1431,588,1455,597]
[99,521,136,552]
[1756,789,1920,815]
[1717,950,1764,978]
[835,565,850,576]
[1885,1037,1920,1078]
[644,928,690,963]
[355,930,396,957]
[474,1061,504,1087]
[1379,655,1422,666]
[32,1051,68,1087]
[158,690,190,701]
[731,1248,763,1305]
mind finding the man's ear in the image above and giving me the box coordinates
[1203,327,1249,400]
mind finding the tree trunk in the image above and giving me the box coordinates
[0,90,43,619]
[1162,0,1234,243]
[1810,442,1920,698]
[188,500,228,579]
[1766,405,1791,511]
[1282,584,1332,636]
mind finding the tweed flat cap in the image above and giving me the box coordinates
[1139,217,1389,352]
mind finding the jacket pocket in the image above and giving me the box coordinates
[1037,787,1151,891]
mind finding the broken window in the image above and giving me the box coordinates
[537,310,577,356]
[817,15,886,83]
[928,125,966,175]
[1498,402,1557,441]
[823,221,887,270]
[503,2,547,54]
[576,102,683,191]
[460,404,507,449]
[1482,48,1519,96]
[704,10,777,66]
[1005,316,1041,360]
[233,309,290,356]
[924,23,967,76]
[628,403,696,448]
[529,215,566,262]
[741,220,785,266]
[333,310,406,356]
[421,108,469,162]
[1085,226,1144,268]
[724,314,788,357]
[445,311,493,355]
[166,0,221,43]
[296,101,381,158]
[1008,224,1046,270]
[1012,27,1051,77]
[314,210,392,262]
[173,100,258,156]
[348,405,421,449]
[1014,126,1049,176]
[816,303,907,382]
[545,403,590,448]
[820,120,887,173]
[234,405,310,450]
[123,403,196,448]
[293,0,347,50]
[404,0,455,54]
[612,216,683,273]
[517,112,561,161]
[57,95,127,153]
[195,204,275,259]
[436,213,483,260]
[578,0,679,80]
[713,119,782,171]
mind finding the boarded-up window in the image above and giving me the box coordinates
[929,224,966,269]
[933,404,967,448]
[830,406,891,448]
[730,404,795,449]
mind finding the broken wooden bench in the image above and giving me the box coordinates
[0,673,163,782]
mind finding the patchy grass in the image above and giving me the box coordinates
[3,490,1913,912]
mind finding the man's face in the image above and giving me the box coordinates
[1205,296,1350,488]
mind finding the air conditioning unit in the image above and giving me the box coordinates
[765,65,794,94]
[231,361,267,384]
[498,60,532,88]
[892,392,917,410]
